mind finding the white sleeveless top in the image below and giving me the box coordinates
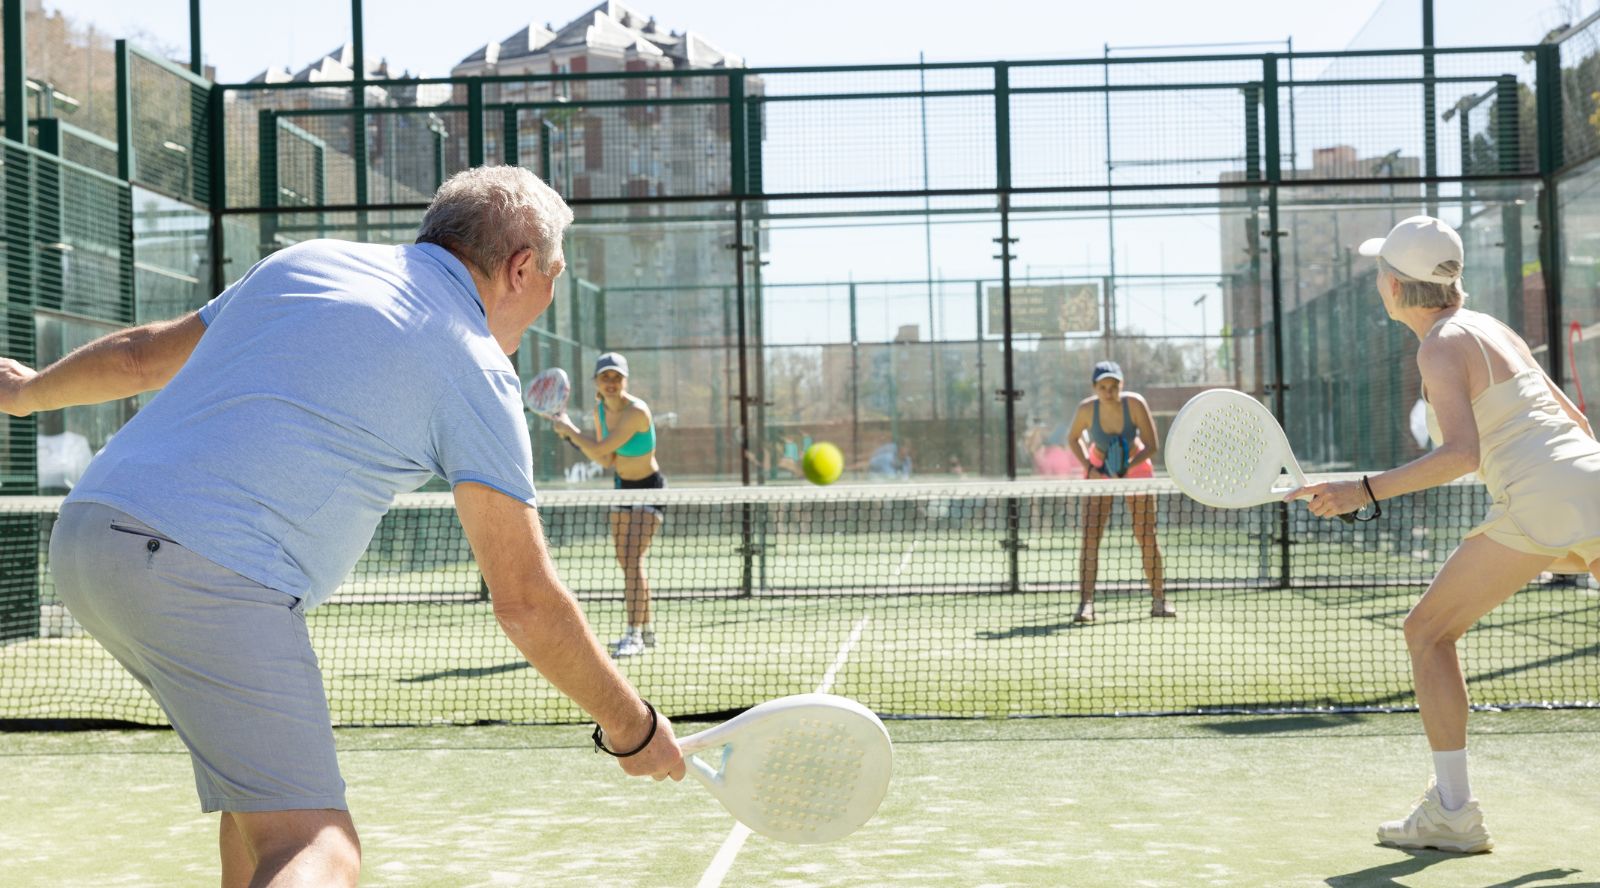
[1424,311,1600,567]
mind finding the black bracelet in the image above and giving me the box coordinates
[1357,475,1384,522]
[592,699,657,757]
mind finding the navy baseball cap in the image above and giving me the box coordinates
[594,352,629,378]
[1091,360,1124,383]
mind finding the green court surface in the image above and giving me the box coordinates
[8,582,1598,726]
[2,710,1598,887]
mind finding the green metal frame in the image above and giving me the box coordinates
[10,5,1593,647]
[203,39,1580,494]
[3,3,1596,499]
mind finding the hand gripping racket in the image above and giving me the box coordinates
[678,693,893,844]
[524,367,571,421]
[1165,389,1356,524]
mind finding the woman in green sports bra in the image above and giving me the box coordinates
[552,352,664,659]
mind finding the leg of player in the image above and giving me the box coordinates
[1129,493,1170,617]
[608,511,639,656]
[220,813,251,888]
[1377,534,1552,853]
[631,510,661,648]
[1076,495,1112,622]
[610,510,660,657]
[227,808,360,887]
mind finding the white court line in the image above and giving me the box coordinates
[695,824,752,888]
[695,615,871,888]
[817,615,870,696]
[893,540,919,579]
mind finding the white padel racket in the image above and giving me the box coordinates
[1165,389,1356,524]
[524,367,571,421]
[678,693,893,844]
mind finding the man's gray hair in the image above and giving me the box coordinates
[416,166,573,276]
[1376,256,1466,309]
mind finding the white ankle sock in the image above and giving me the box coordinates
[1432,748,1471,810]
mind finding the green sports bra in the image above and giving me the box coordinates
[597,400,656,458]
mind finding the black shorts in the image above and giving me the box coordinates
[612,472,667,516]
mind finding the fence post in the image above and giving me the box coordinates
[4,0,25,145]
[466,80,485,167]
[729,71,747,197]
[993,62,1026,592]
[258,110,279,251]
[502,107,518,167]
[1262,54,1296,588]
[1536,43,1564,387]
[350,0,368,243]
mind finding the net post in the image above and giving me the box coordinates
[1004,498,1025,594]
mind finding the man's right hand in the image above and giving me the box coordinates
[0,358,38,417]
[605,711,685,781]
[453,484,688,784]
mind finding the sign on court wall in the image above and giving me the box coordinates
[986,283,1101,335]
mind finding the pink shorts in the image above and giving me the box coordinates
[1088,445,1155,479]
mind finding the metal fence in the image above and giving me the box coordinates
[3,24,1600,490]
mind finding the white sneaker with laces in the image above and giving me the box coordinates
[611,633,647,658]
[1376,781,1493,853]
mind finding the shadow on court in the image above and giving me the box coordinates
[399,661,529,682]
[1326,855,1587,887]
[1198,713,1371,735]
[1352,641,1600,708]
[974,621,1077,640]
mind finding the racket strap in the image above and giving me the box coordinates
[592,699,657,757]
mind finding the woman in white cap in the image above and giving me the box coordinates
[1063,359,1168,622]
[553,352,664,658]
[1293,215,1600,853]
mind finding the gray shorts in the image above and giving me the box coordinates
[51,502,346,813]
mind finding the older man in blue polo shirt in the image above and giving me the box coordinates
[0,165,683,886]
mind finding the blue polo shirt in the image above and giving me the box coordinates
[66,240,536,609]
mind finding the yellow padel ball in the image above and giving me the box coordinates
[802,441,844,486]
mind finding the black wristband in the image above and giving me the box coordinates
[592,699,657,757]
[1356,475,1384,522]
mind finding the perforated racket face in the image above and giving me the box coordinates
[1165,389,1305,508]
[523,368,570,418]
[681,694,892,844]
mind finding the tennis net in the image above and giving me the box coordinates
[1,476,1596,726]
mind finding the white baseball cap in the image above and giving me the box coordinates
[593,352,629,378]
[1357,215,1464,284]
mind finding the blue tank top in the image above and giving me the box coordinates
[597,400,656,458]
[1088,398,1138,453]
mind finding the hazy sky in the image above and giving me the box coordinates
[40,0,1593,83]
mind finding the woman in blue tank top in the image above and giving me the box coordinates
[553,352,664,658]
[1063,360,1169,622]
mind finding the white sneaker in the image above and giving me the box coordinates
[1377,780,1493,853]
[611,634,647,658]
